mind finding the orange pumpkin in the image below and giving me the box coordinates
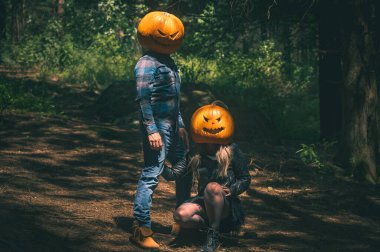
[190,101,234,145]
[137,11,184,54]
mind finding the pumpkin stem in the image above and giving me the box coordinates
[211,100,229,110]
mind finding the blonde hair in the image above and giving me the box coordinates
[190,144,233,193]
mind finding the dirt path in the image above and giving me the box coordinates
[0,78,380,252]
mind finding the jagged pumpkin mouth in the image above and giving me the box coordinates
[151,35,181,47]
[202,127,224,134]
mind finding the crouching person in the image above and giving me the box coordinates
[162,101,252,252]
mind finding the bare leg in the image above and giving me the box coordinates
[173,203,206,229]
[203,182,230,230]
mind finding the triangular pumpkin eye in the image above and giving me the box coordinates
[158,29,166,36]
[216,117,221,122]
[203,115,209,122]
[170,31,179,38]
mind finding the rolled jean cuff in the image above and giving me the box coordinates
[137,220,151,228]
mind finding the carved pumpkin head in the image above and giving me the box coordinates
[137,11,184,55]
[190,101,234,145]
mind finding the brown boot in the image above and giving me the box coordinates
[130,221,159,249]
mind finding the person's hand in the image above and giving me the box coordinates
[148,132,163,150]
[178,128,189,151]
[222,186,231,197]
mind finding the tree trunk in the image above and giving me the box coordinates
[340,0,378,183]
[0,0,5,62]
[0,0,6,41]
[52,0,56,16]
[260,19,268,41]
[375,0,380,176]
[11,0,25,42]
[318,0,342,140]
[282,20,292,79]
[58,0,64,17]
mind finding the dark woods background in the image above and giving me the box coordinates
[0,0,379,184]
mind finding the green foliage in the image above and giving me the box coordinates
[1,0,141,88]
[175,56,217,83]
[180,40,319,140]
[0,80,59,115]
[0,1,319,140]
[296,144,323,168]
[2,20,72,69]
[56,32,138,89]
[180,4,235,58]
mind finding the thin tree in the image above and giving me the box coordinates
[11,0,25,42]
[58,0,64,17]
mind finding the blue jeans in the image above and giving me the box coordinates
[133,120,191,227]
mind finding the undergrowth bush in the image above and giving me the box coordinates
[0,0,318,140]
[1,0,141,89]
[177,40,319,140]
[57,31,138,89]
[0,80,59,115]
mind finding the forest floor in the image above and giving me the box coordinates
[0,74,380,252]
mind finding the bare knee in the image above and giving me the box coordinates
[173,209,185,222]
[173,207,191,223]
[204,182,223,197]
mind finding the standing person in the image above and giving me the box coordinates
[130,11,191,249]
[162,101,252,252]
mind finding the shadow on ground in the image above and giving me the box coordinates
[0,77,380,251]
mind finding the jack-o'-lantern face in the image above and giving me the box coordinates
[191,102,234,145]
[137,11,184,55]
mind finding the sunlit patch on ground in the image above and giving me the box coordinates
[0,80,379,251]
